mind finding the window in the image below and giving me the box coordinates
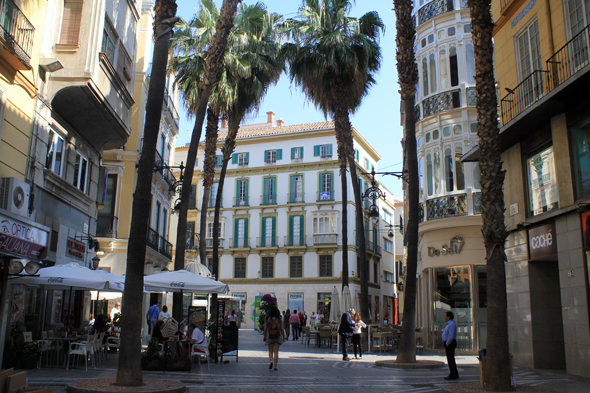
[314,144,333,158]
[186,221,196,249]
[46,131,65,176]
[449,46,459,86]
[117,44,132,82]
[318,173,333,201]
[188,184,197,209]
[433,129,439,140]
[443,126,451,137]
[428,34,434,44]
[73,152,88,193]
[422,57,429,96]
[97,174,117,236]
[261,216,276,247]
[516,20,542,106]
[206,219,225,239]
[234,258,246,278]
[448,27,455,36]
[384,239,393,253]
[470,123,478,133]
[383,209,392,223]
[264,149,282,163]
[215,155,223,167]
[319,255,332,277]
[289,215,304,246]
[317,293,331,316]
[290,256,302,277]
[429,53,437,93]
[374,262,379,283]
[155,202,161,232]
[101,19,117,64]
[466,44,476,85]
[312,212,338,244]
[232,152,249,166]
[463,24,471,34]
[426,132,431,143]
[570,117,590,199]
[355,149,360,161]
[568,0,590,38]
[261,257,274,278]
[236,179,248,206]
[455,145,465,191]
[418,137,422,147]
[291,147,304,160]
[162,208,168,238]
[364,183,370,209]
[473,162,481,189]
[383,271,394,282]
[50,230,59,252]
[445,147,454,192]
[434,149,442,195]
[438,30,445,40]
[427,153,433,196]
[209,182,219,207]
[60,0,83,45]
[233,217,248,248]
[289,175,303,203]
[525,145,559,216]
[421,38,426,48]
[453,125,462,135]
[263,177,276,204]
[419,158,423,191]
[439,47,448,90]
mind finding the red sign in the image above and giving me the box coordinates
[0,234,46,258]
[67,238,86,260]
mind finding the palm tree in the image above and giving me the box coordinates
[116,0,179,386]
[283,0,383,320]
[393,0,419,364]
[468,0,511,389]
[168,0,242,321]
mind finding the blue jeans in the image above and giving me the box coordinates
[291,323,299,339]
[341,334,351,359]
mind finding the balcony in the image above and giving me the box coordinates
[287,192,305,204]
[233,197,249,207]
[228,237,250,249]
[500,70,549,125]
[418,192,482,223]
[260,194,277,205]
[186,231,198,251]
[257,236,278,248]
[96,215,118,238]
[417,0,454,27]
[313,234,337,245]
[206,238,224,249]
[316,191,334,202]
[163,89,179,129]
[146,227,172,259]
[154,150,176,191]
[284,235,307,247]
[0,0,34,68]
[422,89,461,118]
[366,241,382,256]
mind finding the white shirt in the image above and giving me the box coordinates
[110,307,120,320]
[159,311,172,320]
[191,327,208,346]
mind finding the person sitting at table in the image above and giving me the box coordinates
[94,314,109,333]
[186,322,208,352]
[151,320,170,343]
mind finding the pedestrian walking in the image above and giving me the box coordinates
[264,306,285,371]
[303,311,308,326]
[352,311,366,359]
[289,310,300,340]
[146,302,159,335]
[298,311,304,328]
[283,308,291,340]
[338,308,355,361]
[442,311,459,380]
[310,312,316,330]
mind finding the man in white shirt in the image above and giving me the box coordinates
[110,302,121,321]
[187,322,208,353]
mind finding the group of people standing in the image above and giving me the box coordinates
[282,309,307,340]
[338,308,366,360]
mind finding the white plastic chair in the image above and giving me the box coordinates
[190,343,210,370]
[107,335,120,351]
[67,340,93,370]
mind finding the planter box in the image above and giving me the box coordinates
[141,358,166,371]
[165,357,191,371]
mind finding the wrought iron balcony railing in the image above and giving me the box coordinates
[473,192,482,214]
[186,232,198,251]
[257,236,278,248]
[366,241,382,256]
[316,191,334,202]
[284,235,306,247]
[205,238,224,248]
[0,0,35,63]
[233,197,249,207]
[159,236,172,259]
[146,227,172,259]
[260,193,277,205]
[418,0,454,26]
[547,23,590,91]
[422,89,461,118]
[97,215,118,238]
[500,70,549,125]
[426,194,467,220]
[228,237,250,249]
[154,149,176,190]
[163,89,179,128]
[287,192,305,204]
[415,104,421,121]
[313,234,337,245]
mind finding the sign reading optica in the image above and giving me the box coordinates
[528,221,557,260]
[0,213,48,259]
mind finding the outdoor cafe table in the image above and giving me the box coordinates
[46,336,85,368]
[365,324,379,353]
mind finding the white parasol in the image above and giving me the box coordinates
[329,286,340,323]
[341,286,352,315]
[143,269,228,293]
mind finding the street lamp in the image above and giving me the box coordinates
[91,256,101,270]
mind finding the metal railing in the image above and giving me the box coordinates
[426,194,467,220]
[186,232,198,251]
[146,227,172,259]
[415,104,421,121]
[163,89,179,128]
[205,238,224,248]
[0,0,35,63]
[260,193,277,205]
[96,216,118,238]
[422,89,461,118]
[154,150,176,190]
[500,0,512,10]
[547,23,590,90]
[284,235,306,247]
[500,70,549,125]
[366,241,382,256]
[159,236,172,259]
[316,191,334,202]
[287,192,305,204]
[208,198,223,208]
[418,202,424,223]
[473,192,482,214]
[228,237,250,249]
[313,234,337,245]
[233,197,249,207]
[466,87,477,106]
[418,0,454,26]
[257,236,278,248]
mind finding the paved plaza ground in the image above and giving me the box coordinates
[22,330,590,392]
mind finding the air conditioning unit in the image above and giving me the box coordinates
[0,177,30,217]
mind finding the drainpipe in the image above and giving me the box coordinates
[545,0,554,57]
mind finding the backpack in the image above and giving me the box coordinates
[268,319,280,339]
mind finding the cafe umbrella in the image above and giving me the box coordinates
[329,286,341,323]
[143,269,228,293]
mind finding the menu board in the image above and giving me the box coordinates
[188,306,207,333]
[222,325,239,362]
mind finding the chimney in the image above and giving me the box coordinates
[266,111,275,124]
[277,119,284,127]
[221,118,228,128]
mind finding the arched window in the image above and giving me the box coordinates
[445,147,454,192]
[455,145,465,190]
[429,53,437,93]
[422,58,429,96]
[434,149,441,195]
[439,48,449,90]
[472,162,481,189]
[450,46,459,87]
[466,44,476,84]
[427,153,433,196]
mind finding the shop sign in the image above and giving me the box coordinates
[528,222,557,260]
[0,212,48,259]
[289,294,303,300]
[67,238,86,260]
[428,236,465,256]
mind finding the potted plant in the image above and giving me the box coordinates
[2,321,23,369]
[17,342,41,369]
[141,338,165,371]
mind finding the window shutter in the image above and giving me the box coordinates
[289,215,294,246]
[271,177,276,203]
[329,173,333,198]
[264,150,269,162]
[261,218,266,247]
[60,1,83,45]
[263,178,269,203]
[291,147,295,159]
[355,149,359,161]
[244,179,249,204]
[235,180,241,203]
[327,144,333,156]
[314,145,320,156]
[244,218,248,247]
[234,219,239,248]
[299,215,304,245]
[245,152,249,164]
[217,155,223,166]
[319,173,325,193]
[300,146,304,158]
[271,217,276,246]
[290,176,296,202]
[189,184,197,209]
[277,149,282,160]
[232,154,238,164]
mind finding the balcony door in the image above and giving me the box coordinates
[567,0,590,70]
[516,20,542,108]
[97,174,117,237]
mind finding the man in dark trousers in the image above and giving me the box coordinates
[442,311,459,380]
[338,308,355,361]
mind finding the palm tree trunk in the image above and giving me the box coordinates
[116,0,178,386]
[172,0,242,323]
[468,0,510,389]
[394,0,419,364]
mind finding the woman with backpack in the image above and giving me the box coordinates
[264,306,285,371]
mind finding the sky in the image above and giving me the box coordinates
[174,0,403,197]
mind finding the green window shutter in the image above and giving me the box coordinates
[271,177,276,203]
[263,178,269,203]
[327,144,333,156]
[277,149,282,160]
[289,215,294,246]
[244,218,248,247]
[319,173,324,194]
[300,146,304,158]
[329,173,334,199]
[314,145,320,156]
[245,152,249,164]
[355,149,359,161]
[244,179,249,204]
[216,155,223,166]
[236,180,241,203]
[234,218,239,248]
[189,184,196,209]
[290,176,296,202]
[271,216,276,246]
[291,147,295,159]
[299,215,304,246]
[232,154,238,164]
[264,150,269,162]
[261,217,267,247]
